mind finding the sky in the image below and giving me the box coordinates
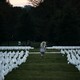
[9,0,33,7]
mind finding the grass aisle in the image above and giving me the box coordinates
[5,53,80,80]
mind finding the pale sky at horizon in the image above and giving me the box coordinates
[9,0,33,7]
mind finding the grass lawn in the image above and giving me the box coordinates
[29,48,60,52]
[5,52,80,80]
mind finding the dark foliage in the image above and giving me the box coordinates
[0,0,80,45]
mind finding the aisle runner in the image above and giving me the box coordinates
[0,46,33,80]
[47,46,80,71]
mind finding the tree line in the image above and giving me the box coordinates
[0,0,80,45]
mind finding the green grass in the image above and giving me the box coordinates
[5,53,80,80]
[29,48,60,52]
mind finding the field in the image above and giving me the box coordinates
[5,50,80,80]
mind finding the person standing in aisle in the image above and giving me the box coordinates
[40,41,46,57]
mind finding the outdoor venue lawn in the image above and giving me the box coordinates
[5,50,80,80]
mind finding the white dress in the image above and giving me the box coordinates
[40,41,46,53]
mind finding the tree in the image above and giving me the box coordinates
[29,0,44,7]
